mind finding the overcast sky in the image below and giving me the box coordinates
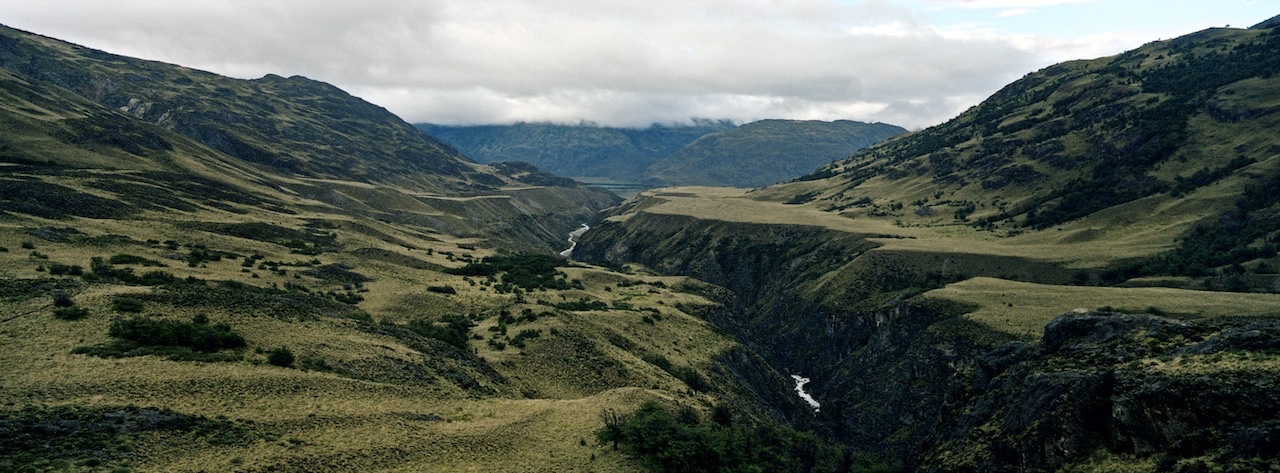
[1,1,1275,129]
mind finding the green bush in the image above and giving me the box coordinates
[447,253,572,291]
[407,315,474,350]
[52,292,75,307]
[52,307,90,321]
[111,296,145,313]
[266,347,295,368]
[107,315,245,352]
[598,400,898,473]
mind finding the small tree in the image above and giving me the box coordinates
[598,409,629,451]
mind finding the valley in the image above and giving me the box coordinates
[3,13,1280,473]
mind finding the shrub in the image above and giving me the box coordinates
[509,328,542,349]
[407,315,474,350]
[53,307,90,320]
[52,292,75,307]
[267,347,295,368]
[599,401,902,473]
[107,315,246,352]
[109,296,144,313]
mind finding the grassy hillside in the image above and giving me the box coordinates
[574,18,1280,472]
[0,24,621,253]
[647,119,906,188]
[0,24,827,472]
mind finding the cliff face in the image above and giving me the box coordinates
[575,209,1280,471]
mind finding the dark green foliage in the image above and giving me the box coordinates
[426,285,457,295]
[186,245,222,267]
[46,263,83,276]
[1169,156,1255,197]
[552,298,611,311]
[332,291,364,304]
[1144,175,1280,281]
[509,328,541,349]
[52,307,89,320]
[407,315,474,350]
[138,281,366,321]
[85,256,181,286]
[301,263,370,284]
[267,346,295,368]
[0,178,133,220]
[108,253,167,267]
[72,315,246,362]
[51,291,74,307]
[600,400,897,473]
[107,315,246,352]
[0,404,263,472]
[111,296,145,313]
[185,222,340,254]
[447,253,571,291]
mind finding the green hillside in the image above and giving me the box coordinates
[647,119,906,188]
[575,18,1280,472]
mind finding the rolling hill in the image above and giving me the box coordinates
[575,17,1280,472]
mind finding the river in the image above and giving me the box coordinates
[792,374,820,412]
[559,224,590,257]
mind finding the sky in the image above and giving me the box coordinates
[1,1,1276,130]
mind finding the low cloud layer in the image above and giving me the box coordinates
[0,0,1265,129]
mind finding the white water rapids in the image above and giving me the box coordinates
[792,374,821,412]
[559,224,590,258]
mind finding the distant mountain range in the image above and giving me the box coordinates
[418,119,906,189]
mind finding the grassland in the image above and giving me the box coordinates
[0,202,747,472]
[924,277,1280,340]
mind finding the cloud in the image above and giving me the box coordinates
[0,0,1090,129]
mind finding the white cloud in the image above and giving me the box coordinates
[0,0,1223,130]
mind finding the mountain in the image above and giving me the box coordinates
[419,119,906,189]
[0,24,620,252]
[575,18,1280,472]
[417,120,735,180]
[0,24,826,472]
[646,119,906,188]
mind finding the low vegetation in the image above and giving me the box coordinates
[72,314,247,362]
[598,400,899,473]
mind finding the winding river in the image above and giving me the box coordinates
[559,224,590,257]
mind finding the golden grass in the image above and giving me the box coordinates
[0,207,730,472]
[924,277,1280,340]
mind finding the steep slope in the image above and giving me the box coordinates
[0,24,620,252]
[417,120,735,181]
[0,24,822,472]
[647,119,906,188]
[575,18,1280,472]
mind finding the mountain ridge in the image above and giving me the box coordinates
[419,118,906,189]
